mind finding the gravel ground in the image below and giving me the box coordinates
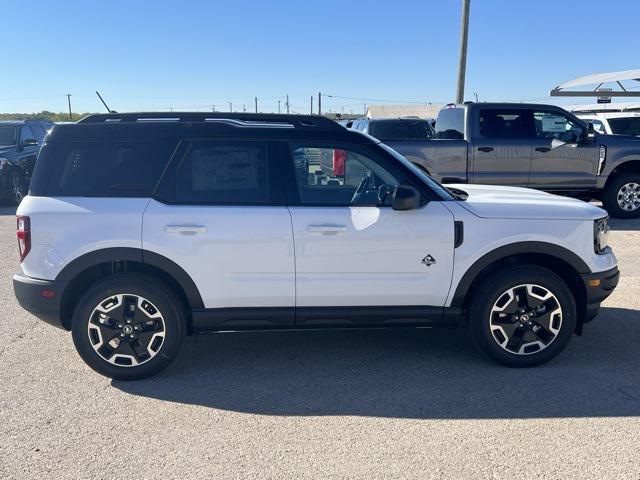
[0,206,639,479]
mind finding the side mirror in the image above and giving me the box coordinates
[392,185,420,211]
[22,138,39,147]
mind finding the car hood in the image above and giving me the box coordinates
[447,184,606,220]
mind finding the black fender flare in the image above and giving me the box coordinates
[56,247,204,310]
[450,241,591,308]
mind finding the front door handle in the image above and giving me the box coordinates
[535,147,551,153]
[478,146,494,152]
[307,224,347,234]
[165,225,207,234]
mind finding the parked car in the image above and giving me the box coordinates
[383,102,640,218]
[0,120,52,205]
[575,112,640,137]
[14,112,618,380]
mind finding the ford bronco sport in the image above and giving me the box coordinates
[13,113,619,380]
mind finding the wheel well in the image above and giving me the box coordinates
[605,160,640,188]
[59,261,193,333]
[460,253,587,327]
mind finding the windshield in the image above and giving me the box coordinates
[377,142,454,200]
[607,117,640,136]
[369,120,434,141]
[0,126,17,146]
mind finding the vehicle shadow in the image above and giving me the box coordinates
[609,218,640,232]
[113,307,640,419]
[0,206,17,216]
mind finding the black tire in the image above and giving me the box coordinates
[5,170,25,206]
[468,265,576,367]
[71,273,185,380]
[602,172,640,219]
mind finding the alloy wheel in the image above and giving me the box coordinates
[489,284,562,355]
[87,294,166,367]
[11,174,24,204]
[616,182,640,212]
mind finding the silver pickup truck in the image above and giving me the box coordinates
[369,103,640,218]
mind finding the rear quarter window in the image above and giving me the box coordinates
[32,140,178,197]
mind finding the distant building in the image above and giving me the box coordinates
[366,104,444,119]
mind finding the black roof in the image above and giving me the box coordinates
[48,112,372,143]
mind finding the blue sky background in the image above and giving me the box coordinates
[1,0,638,114]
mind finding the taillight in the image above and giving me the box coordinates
[17,215,31,262]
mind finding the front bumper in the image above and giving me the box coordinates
[580,266,619,324]
[13,272,67,330]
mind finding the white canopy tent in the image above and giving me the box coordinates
[550,69,640,97]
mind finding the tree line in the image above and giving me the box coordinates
[0,111,97,122]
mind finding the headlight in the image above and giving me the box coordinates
[594,217,609,254]
[0,158,8,169]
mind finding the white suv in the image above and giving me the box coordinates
[13,113,619,380]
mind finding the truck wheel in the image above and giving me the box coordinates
[602,172,640,218]
[8,171,25,206]
[468,265,576,367]
[71,273,185,380]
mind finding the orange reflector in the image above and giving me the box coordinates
[588,279,601,287]
[41,288,56,299]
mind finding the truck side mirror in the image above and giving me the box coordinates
[392,185,420,211]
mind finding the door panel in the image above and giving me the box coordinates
[471,140,532,186]
[143,200,295,312]
[529,110,598,189]
[289,203,455,310]
[472,109,534,186]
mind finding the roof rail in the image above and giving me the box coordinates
[78,112,343,130]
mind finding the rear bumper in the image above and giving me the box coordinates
[580,266,619,323]
[13,272,67,330]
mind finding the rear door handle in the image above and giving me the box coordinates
[307,224,347,234]
[478,147,494,152]
[535,147,551,153]
[165,225,207,234]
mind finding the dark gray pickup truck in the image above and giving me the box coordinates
[375,102,640,218]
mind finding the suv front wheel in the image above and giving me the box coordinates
[468,265,576,367]
[71,273,185,380]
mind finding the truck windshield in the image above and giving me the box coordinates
[0,126,17,146]
[369,120,434,141]
[377,142,454,201]
[607,117,640,136]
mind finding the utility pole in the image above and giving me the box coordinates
[310,95,313,114]
[66,94,72,120]
[286,94,290,114]
[278,100,281,114]
[318,92,322,115]
[255,97,258,113]
[455,0,471,104]
[228,101,232,112]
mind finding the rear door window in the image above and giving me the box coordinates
[156,140,283,205]
[478,109,533,139]
[39,140,178,197]
[607,117,640,136]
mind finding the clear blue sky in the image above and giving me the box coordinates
[1,0,638,114]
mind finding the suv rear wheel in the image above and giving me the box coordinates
[71,273,185,380]
[603,172,640,218]
[468,265,576,367]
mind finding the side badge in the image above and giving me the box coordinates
[421,254,436,267]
